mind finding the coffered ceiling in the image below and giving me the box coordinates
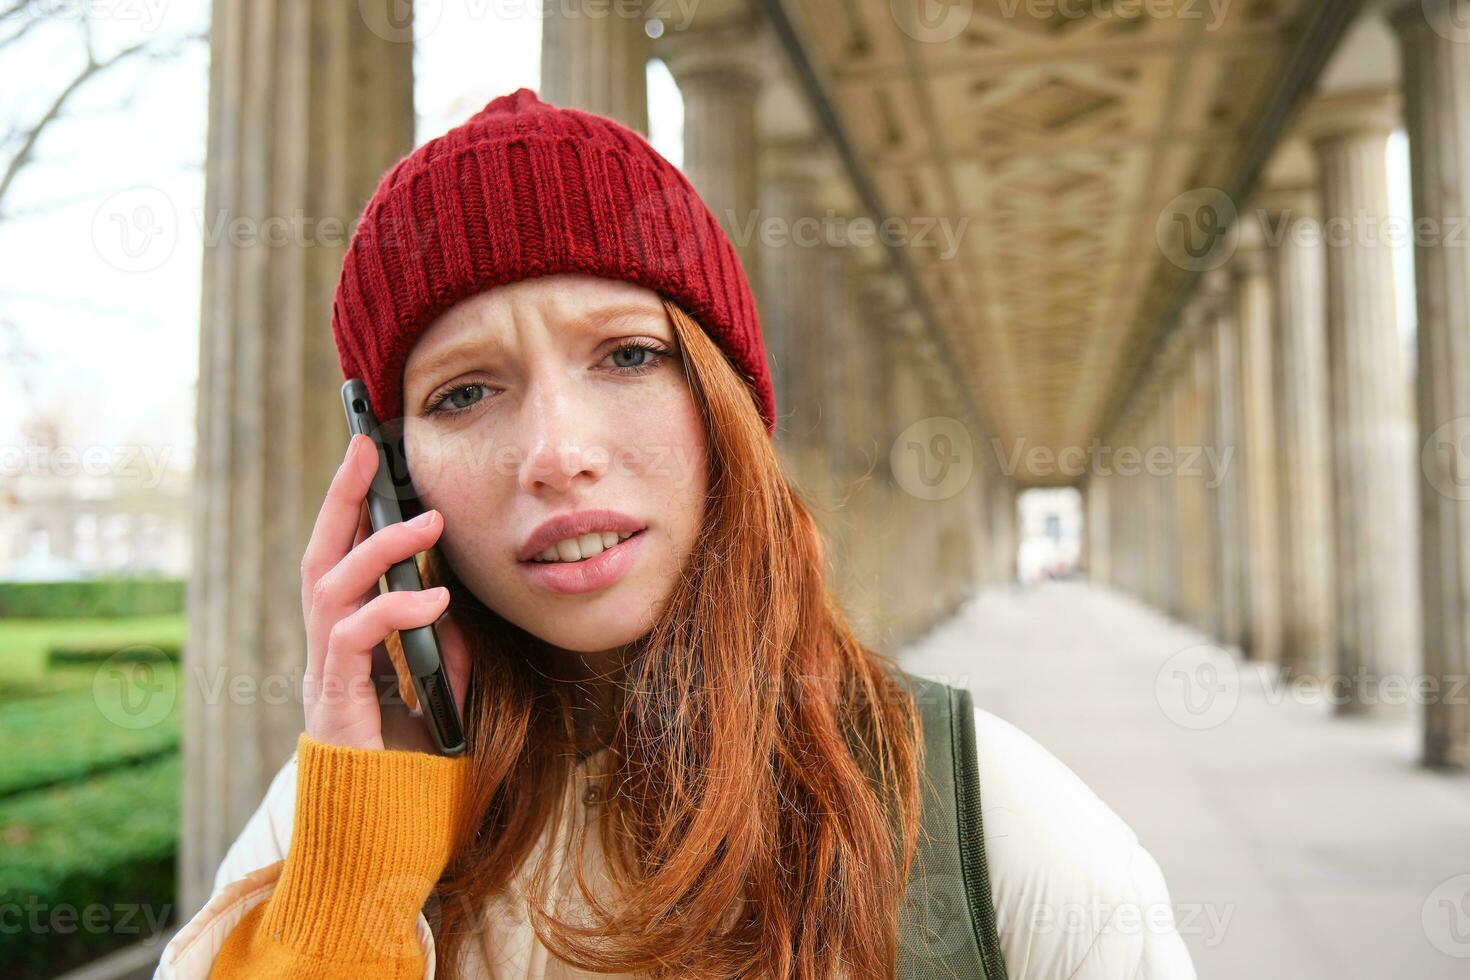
[760,0,1353,484]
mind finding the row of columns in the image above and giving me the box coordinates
[1098,98,1417,697]
[1089,0,1470,769]
[639,20,1016,642]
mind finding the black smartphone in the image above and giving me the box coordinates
[340,378,466,757]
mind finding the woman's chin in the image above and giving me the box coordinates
[532,610,653,654]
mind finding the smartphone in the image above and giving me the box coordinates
[340,379,467,757]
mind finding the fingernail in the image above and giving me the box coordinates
[418,586,447,602]
[408,509,436,529]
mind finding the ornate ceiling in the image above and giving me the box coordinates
[765,0,1346,484]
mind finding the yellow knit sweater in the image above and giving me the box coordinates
[208,733,473,979]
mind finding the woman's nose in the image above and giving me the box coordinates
[516,372,608,494]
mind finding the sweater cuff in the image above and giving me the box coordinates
[261,732,473,963]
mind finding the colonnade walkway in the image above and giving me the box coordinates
[899,580,1470,980]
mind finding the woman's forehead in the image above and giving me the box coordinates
[406,276,669,372]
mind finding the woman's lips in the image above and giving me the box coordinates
[518,528,647,595]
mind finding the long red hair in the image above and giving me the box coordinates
[420,297,925,978]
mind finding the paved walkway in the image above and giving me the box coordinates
[898,579,1470,980]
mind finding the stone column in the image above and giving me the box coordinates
[1302,90,1421,711]
[1127,406,1150,600]
[184,0,415,916]
[1231,216,1282,663]
[657,25,767,288]
[758,138,834,467]
[1202,268,1247,650]
[910,335,944,602]
[541,0,650,134]
[1163,325,1202,622]
[815,232,862,602]
[1151,370,1181,616]
[1392,1,1470,767]
[1118,410,1136,597]
[1171,300,1217,633]
[841,267,900,643]
[879,315,933,641]
[990,475,1019,585]
[1085,475,1110,586]
[1258,184,1336,682]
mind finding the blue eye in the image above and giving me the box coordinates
[427,383,486,416]
[607,340,671,374]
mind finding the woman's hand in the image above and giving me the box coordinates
[299,432,471,753]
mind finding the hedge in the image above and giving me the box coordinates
[0,676,181,798]
[0,578,185,619]
[0,753,179,977]
[0,614,186,683]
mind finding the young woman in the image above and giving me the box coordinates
[155,89,1196,980]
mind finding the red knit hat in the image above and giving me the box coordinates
[330,86,776,436]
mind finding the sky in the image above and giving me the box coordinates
[0,1,1413,483]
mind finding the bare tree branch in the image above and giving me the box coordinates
[0,13,201,217]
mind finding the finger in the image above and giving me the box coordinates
[307,509,444,663]
[317,587,451,715]
[350,501,381,608]
[302,435,380,697]
[301,434,376,621]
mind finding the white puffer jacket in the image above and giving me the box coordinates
[154,707,1197,979]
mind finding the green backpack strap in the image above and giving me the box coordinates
[895,671,1009,980]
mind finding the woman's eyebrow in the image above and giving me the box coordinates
[565,302,666,335]
[410,303,667,383]
[408,335,505,384]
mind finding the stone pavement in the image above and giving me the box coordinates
[897,579,1470,980]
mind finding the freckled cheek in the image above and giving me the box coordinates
[407,424,515,497]
[618,404,708,524]
[405,439,514,550]
[601,380,705,488]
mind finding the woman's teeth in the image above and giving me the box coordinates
[531,530,638,563]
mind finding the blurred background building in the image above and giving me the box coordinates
[3,0,1470,977]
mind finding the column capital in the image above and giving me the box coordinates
[1158,321,1194,377]
[1252,183,1320,221]
[857,265,906,307]
[758,135,833,185]
[1197,266,1234,307]
[655,20,771,90]
[893,308,926,339]
[1230,212,1272,278]
[1179,290,1211,333]
[1296,88,1402,148]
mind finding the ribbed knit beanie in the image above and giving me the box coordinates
[330,86,776,436]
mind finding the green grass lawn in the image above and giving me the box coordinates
[0,614,186,684]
